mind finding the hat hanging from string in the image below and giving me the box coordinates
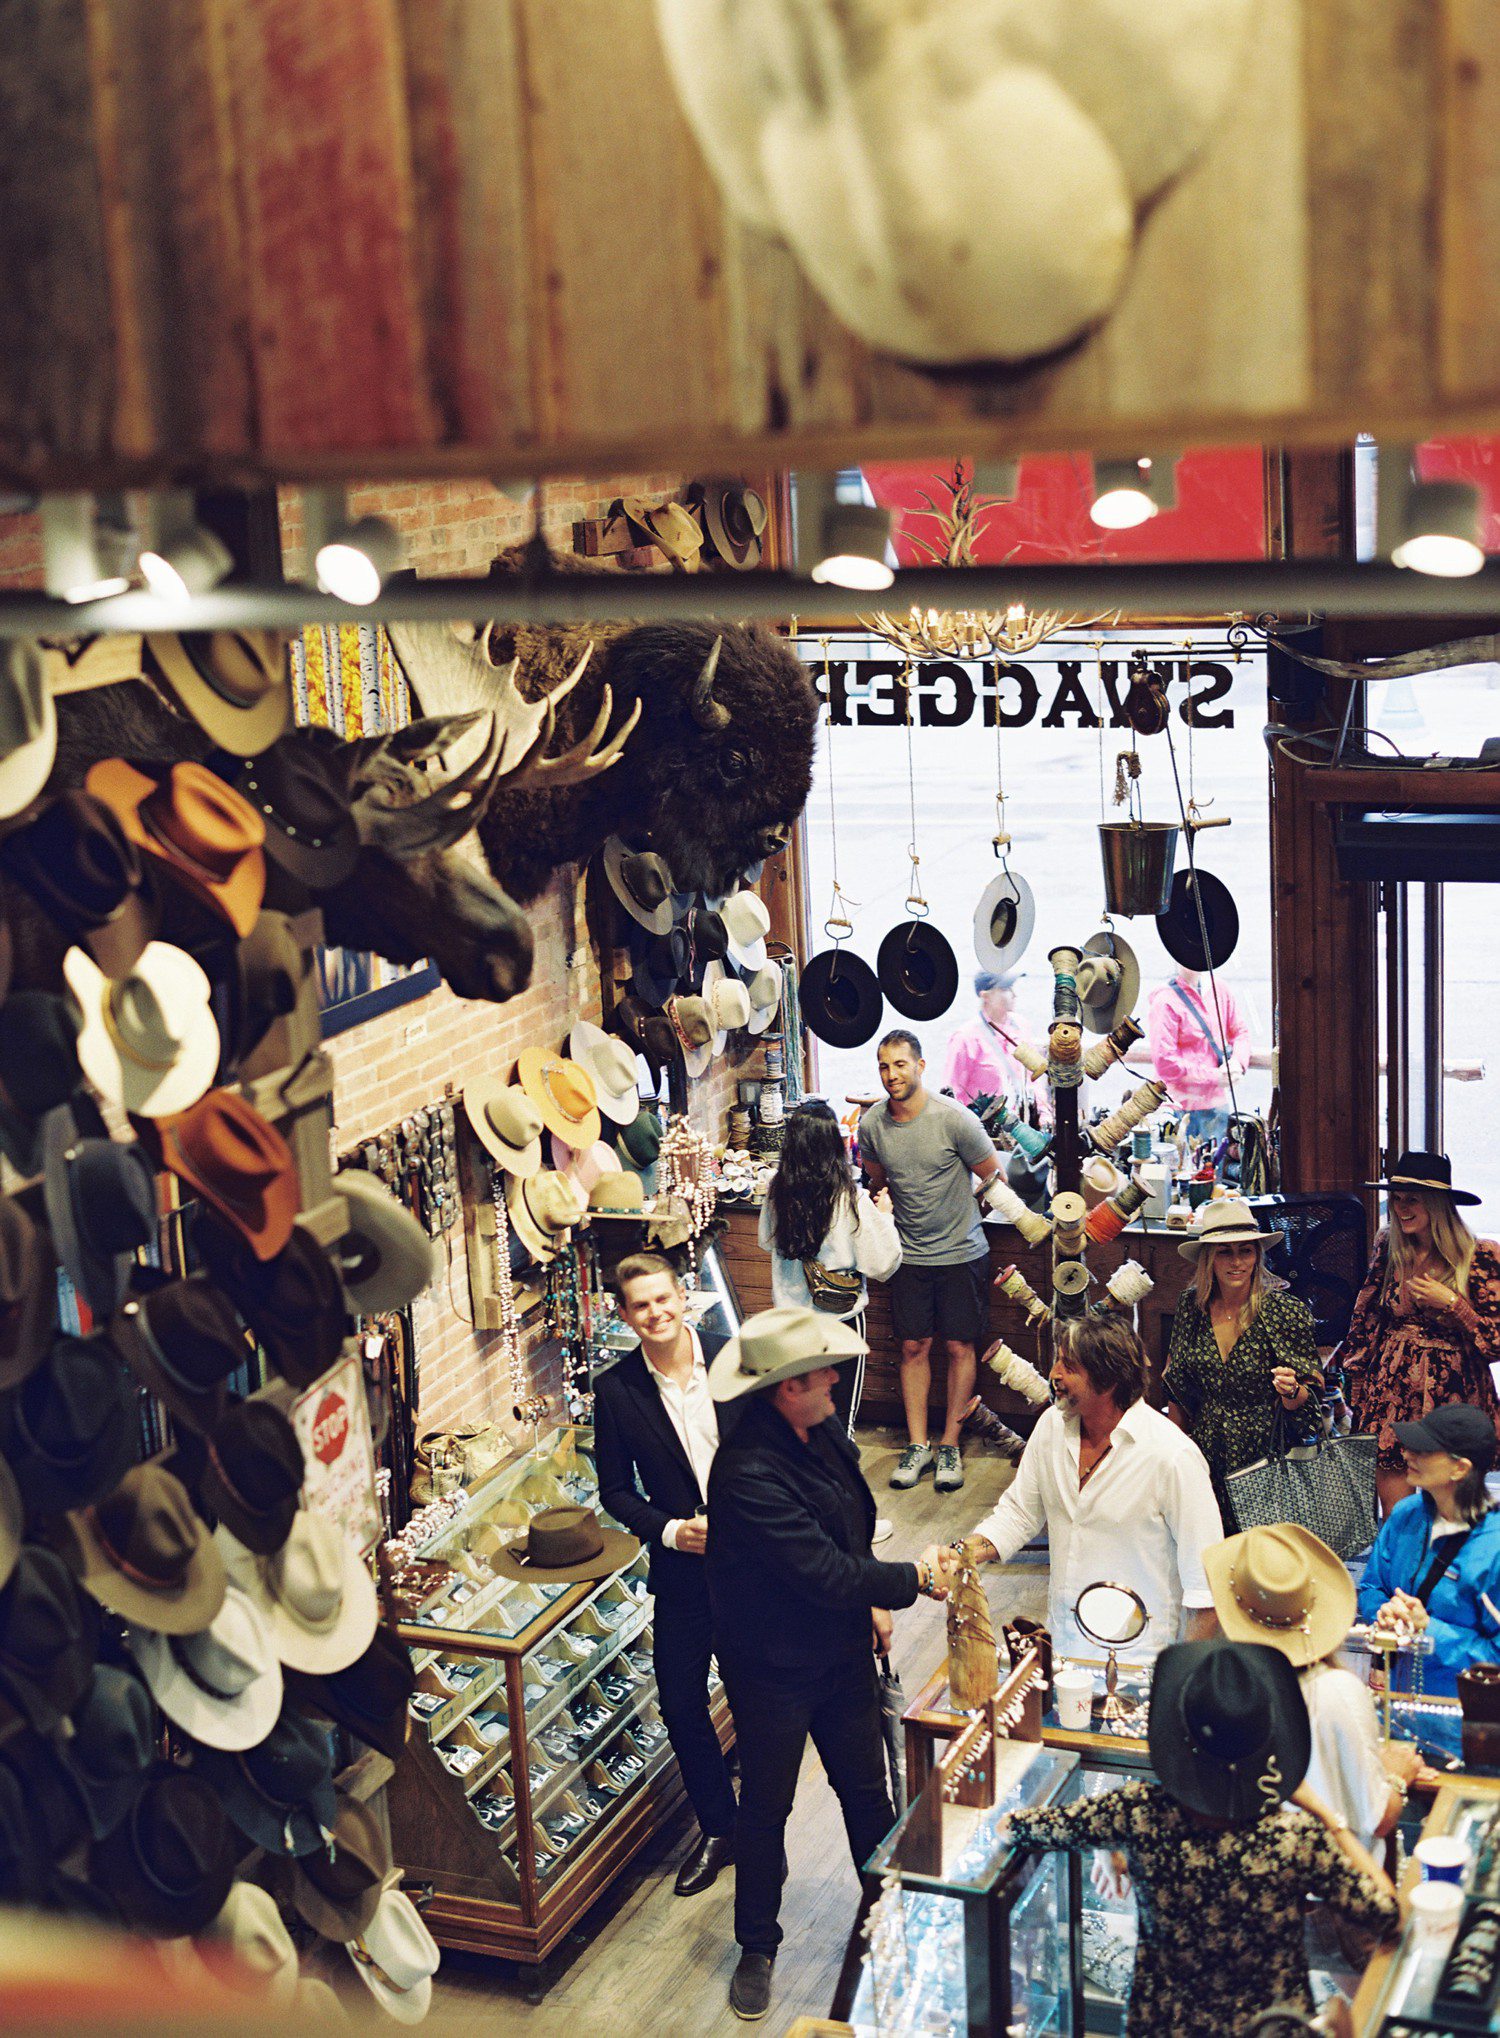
[799,638,884,1050]
[876,659,958,1022]
[972,657,1036,974]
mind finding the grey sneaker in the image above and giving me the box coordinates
[934,1444,965,1491]
[889,1444,933,1490]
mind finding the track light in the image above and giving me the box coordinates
[1376,444,1486,578]
[42,494,134,603]
[1089,455,1176,531]
[139,491,233,601]
[305,487,401,605]
[811,503,895,590]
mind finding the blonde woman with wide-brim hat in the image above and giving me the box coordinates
[1336,1149,1500,1517]
[1162,1200,1323,1517]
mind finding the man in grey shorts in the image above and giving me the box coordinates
[859,1030,999,1492]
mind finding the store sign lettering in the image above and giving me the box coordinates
[810,658,1236,730]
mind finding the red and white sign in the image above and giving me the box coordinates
[292,1349,381,1556]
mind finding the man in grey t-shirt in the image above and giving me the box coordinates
[859,1029,999,1493]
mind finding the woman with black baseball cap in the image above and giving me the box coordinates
[1356,1401,1500,1695]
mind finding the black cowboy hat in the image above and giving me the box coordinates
[683,903,730,980]
[800,947,884,1050]
[1147,1639,1310,1823]
[0,1546,99,1734]
[4,1333,141,1520]
[197,1707,337,1857]
[1367,1149,1481,1207]
[227,731,360,891]
[195,1212,347,1388]
[284,1623,415,1765]
[0,790,158,981]
[1156,867,1239,972]
[112,1275,250,1435]
[40,1105,158,1318]
[613,993,684,1085]
[199,1398,305,1556]
[0,992,83,1175]
[876,921,959,1023]
[212,910,307,1083]
[630,923,691,1009]
[59,1662,159,1839]
[91,1766,238,1935]
[0,1196,57,1392]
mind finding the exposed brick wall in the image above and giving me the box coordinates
[0,511,43,589]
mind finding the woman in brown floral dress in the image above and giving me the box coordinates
[1004,1640,1398,2038]
[1163,1200,1323,1520]
[1338,1150,1500,1516]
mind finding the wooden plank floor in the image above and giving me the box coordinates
[420,1427,1040,2038]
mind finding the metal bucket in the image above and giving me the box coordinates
[1098,822,1179,917]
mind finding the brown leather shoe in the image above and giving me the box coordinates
[674,1829,735,1896]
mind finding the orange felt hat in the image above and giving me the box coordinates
[158,1089,299,1262]
[86,759,267,938]
[515,1047,602,1151]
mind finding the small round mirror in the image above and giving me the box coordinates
[1074,1581,1148,1650]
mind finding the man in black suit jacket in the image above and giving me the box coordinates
[594,1253,741,1897]
[705,1306,943,2024]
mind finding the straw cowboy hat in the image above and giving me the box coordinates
[0,641,56,820]
[507,1168,588,1264]
[621,496,704,572]
[463,1078,544,1177]
[1147,1639,1310,1823]
[0,790,157,979]
[145,631,292,758]
[1204,1525,1355,1670]
[720,888,771,973]
[87,759,267,938]
[127,1582,283,1753]
[517,1045,602,1150]
[972,867,1036,974]
[487,1504,638,1584]
[745,960,783,1037]
[568,1020,640,1126]
[1075,929,1141,1035]
[219,1509,378,1676]
[159,1089,299,1264]
[1177,1197,1283,1259]
[590,1171,644,1212]
[601,837,677,934]
[345,1884,443,2024]
[709,1306,868,1403]
[1367,1148,1481,1206]
[65,940,221,1119]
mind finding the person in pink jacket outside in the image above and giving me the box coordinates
[944,971,1047,1116]
[1147,967,1250,1142]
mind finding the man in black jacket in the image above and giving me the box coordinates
[593,1252,741,1897]
[706,1305,943,2023]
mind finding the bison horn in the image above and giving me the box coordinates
[690,635,730,730]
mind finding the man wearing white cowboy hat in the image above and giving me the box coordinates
[704,1305,945,2022]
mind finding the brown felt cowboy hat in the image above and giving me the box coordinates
[487,1505,638,1583]
[516,1046,602,1150]
[696,480,767,570]
[145,631,292,758]
[158,1089,300,1263]
[86,758,267,938]
[1204,1525,1355,1670]
[601,837,677,935]
[65,1463,228,1636]
[287,1791,390,1940]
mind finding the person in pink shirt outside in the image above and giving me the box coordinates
[944,971,1047,1115]
[1147,966,1250,1142]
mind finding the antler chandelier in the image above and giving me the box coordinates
[861,462,1116,659]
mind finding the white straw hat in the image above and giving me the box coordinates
[217,1513,379,1676]
[127,1582,283,1752]
[65,940,220,1118]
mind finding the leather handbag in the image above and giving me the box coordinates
[802,1259,862,1314]
[1223,1408,1377,1561]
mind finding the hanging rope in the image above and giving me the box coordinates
[820,637,858,941]
[1162,716,1242,1128]
[900,659,928,916]
[990,660,1011,859]
[1094,637,1109,824]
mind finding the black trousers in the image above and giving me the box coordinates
[723,1650,895,1957]
[653,1568,738,1841]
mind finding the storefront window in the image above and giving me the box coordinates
[798,631,1274,1128]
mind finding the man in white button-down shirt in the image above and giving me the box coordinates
[938,1314,1223,1663]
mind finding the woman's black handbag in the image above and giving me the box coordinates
[1223,1407,1378,1561]
[802,1260,862,1314]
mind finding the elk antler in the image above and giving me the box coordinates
[350,711,503,855]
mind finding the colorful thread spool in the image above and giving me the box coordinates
[1048,1019,1084,1090]
[1052,1259,1092,1316]
[997,1263,1050,1327]
[1087,1079,1167,1153]
[1085,1177,1149,1244]
[1082,1016,1145,1082]
[992,1099,1053,1165]
[1051,1191,1087,1257]
[981,1175,1053,1244]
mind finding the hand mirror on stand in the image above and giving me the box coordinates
[1074,1581,1149,1726]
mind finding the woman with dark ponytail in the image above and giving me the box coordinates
[758,1099,900,1433]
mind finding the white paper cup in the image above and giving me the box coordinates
[1410,1879,1464,1941]
[1053,1666,1095,1730]
[1415,1835,1471,1884]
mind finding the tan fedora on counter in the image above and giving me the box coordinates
[487,1504,638,1584]
[516,1046,601,1151]
[1203,1524,1355,1669]
[464,1078,544,1177]
[507,1168,588,1264]
[708,1306,868,1403]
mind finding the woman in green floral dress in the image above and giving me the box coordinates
[1163,1201,1323,1517]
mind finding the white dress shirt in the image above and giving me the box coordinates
[971,1398,1222,1664]
[643,1328,719,1551]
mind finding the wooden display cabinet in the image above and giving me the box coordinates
[389,1428,732,1974]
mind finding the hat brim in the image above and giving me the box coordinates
[127,1600,284,1752]
[332,1173,435,1313]
[66,1499,228,1636]
[973,870,1036,973]
[708,1316,867,1402]
[876,921,959,1023]
[230,756,360,889]
[515,1046,603,1151]
[725,931,768,974]
[1391,1416,1498,1465]
[1177,1221,1282,1260]
[601,838,675,934]
[86,757,266,940]
[211,1760,337,1858]
[112,1297,229,1438]
[1078,930,1142,1035]
[1367,1175,1482,1206]
[799,948,884,1051]
[283,1632,414,1766]
[40,1107,152,1317]
[1146,1639,1310,1820]
[65,943,221,1121]
[347,1950,433,2025]
[486,1522,639,1584]
[220,1524,380,1676]
[1157,868,1239,972]
[463,1079,543,1178]
[1202,1529,1354,1670]
[149,634,292,758]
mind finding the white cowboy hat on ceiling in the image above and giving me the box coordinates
[64,940,221,1119]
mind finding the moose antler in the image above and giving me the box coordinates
[350,711,504,855]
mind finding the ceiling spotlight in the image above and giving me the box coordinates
[139,491,233,601]
[42,494,133,603]
[1090,456,1174,531]
[304,488,401,605]
[811,503,895,591]
[1392,477,1485,577]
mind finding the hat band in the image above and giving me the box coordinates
[542,1066,591,1130]
[135,1307,225,1401]
[168,1633,256,1703]
[139,799,242,889]
[102,984,181,1072]
[82,1505,188,1594]
[181,634,271,713]
[206,1436,290,1522]
[349,1937,425,1997]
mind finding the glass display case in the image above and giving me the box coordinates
[848,1738,1083,2038]
[388,1424,731,1972]
[1357,1777,1500,2034]
[589,1235,742,1368]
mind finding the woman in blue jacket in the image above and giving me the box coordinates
[1357,1402,1500,1695]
